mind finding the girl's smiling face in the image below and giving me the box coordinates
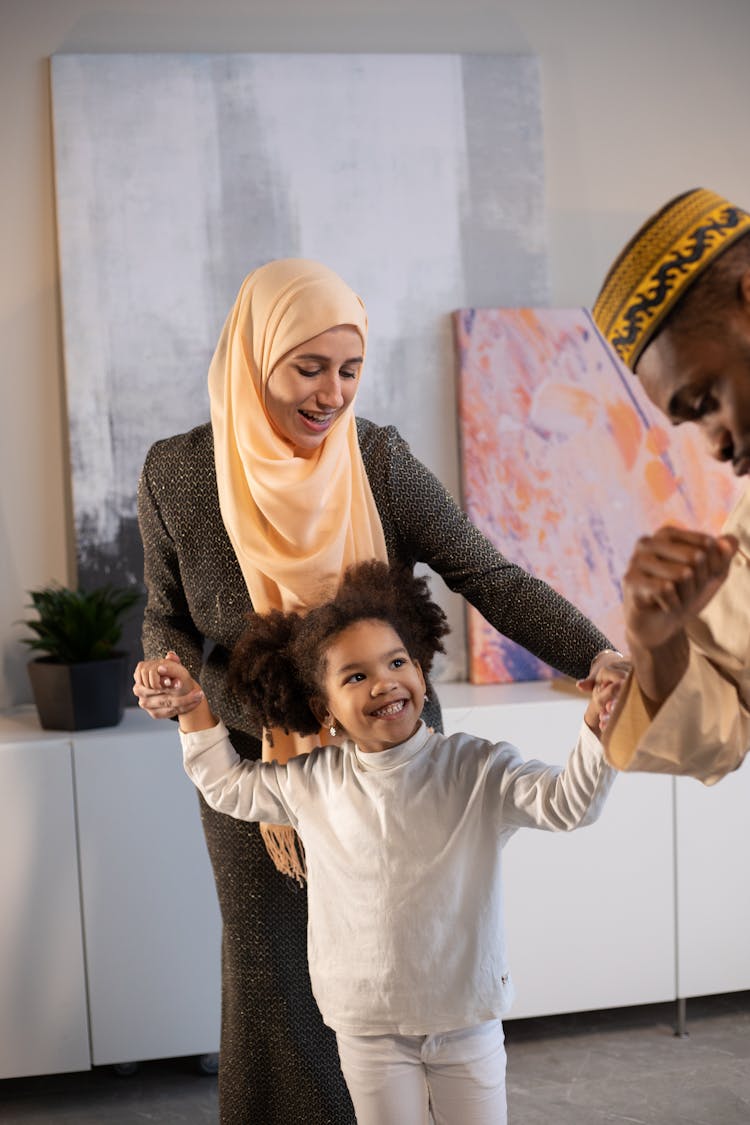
[317,619,426,753]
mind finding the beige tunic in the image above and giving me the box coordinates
[604,489,750,785]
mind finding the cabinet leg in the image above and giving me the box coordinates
[674,996,688,1038]
[197,1052,219,1075]
[112,1061,140,1076]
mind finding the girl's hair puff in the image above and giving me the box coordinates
[228,608,319,736]
[229,561,449,737]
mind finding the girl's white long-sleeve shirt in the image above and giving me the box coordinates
[181,719,615,1036]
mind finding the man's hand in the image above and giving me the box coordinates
[622,527,737,707]
[624,527,737,648]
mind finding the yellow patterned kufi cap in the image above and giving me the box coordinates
[592,188,750,370]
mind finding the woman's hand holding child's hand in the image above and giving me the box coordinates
[581,654,631,737]
[133,651,205,722]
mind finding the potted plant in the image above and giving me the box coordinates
[20,583,142,731]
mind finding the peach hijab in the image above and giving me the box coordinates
[208,258,388,879]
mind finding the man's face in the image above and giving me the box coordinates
[636,285,750,477]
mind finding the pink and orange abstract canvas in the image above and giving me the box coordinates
[454,307,744,684]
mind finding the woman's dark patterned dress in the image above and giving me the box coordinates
[138,418,611,1124]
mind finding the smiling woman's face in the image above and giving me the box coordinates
[264,325,363,454]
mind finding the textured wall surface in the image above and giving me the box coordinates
[51,52,548,678]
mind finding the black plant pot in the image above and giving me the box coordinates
[27,654,127,731]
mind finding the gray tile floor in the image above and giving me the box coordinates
[1,992,748,1124]
[504,991,750,1124]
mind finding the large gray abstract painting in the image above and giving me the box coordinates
[51,53,548,679]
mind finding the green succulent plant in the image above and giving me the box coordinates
[21,583,142,664]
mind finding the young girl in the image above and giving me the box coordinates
[136,561,618,1125]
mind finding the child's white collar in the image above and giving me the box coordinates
[352,720,431,771]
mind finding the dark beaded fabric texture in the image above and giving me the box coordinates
[138,418,611,1124]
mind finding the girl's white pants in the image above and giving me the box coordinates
[336,1018,507,1125]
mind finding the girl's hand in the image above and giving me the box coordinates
[583,662,630,737]
[133,651,204,719]
[576,649,630,694]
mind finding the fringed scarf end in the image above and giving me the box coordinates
[260,822,307,885]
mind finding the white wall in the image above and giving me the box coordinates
[2,0,750,707]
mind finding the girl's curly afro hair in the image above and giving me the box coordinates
[228,560,449,738]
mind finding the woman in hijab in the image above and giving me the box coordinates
[135,258,618,1124]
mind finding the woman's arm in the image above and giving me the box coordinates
[135,444,206,717]
[360,422,613,680]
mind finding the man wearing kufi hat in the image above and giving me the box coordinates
[592,187,750,784]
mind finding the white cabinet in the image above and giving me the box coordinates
[675,761,750,999]
[1,683,747,1080]
[440,682,676,1019]
[73,715,221,1065]
[0,708,221,1078]
[0,734,89,1079]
